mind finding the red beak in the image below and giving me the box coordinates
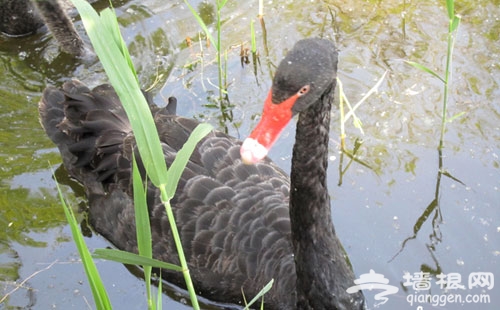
[240,90,300,164]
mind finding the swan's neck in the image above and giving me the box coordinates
[33,0,87,57]
[290,84,334,237]
[289,83,363,309]
[290,89,333,237]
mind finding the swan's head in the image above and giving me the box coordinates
[241,38,338,164]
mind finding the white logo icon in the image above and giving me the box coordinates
[347,269,399,307]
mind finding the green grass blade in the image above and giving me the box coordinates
[157,196,200,309]
[132,154,155,309]
[404,60,445,83]
[447,111,465,123]
[183,0,217,50]
[446,0,454,20]
[100,9,138,81]
[71,1,206,308]
[93,249,183,271]
[132,154,152,259]
[54,175,111,309]
[165,123,213,198]
[71,0,168,186]
[451,15,461,32]
[243,279,273,310]
[250,19,257,53]
[156,278,163,309]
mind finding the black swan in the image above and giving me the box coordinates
[39,38,365,309]
[0,0,88,57]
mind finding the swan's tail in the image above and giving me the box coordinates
[39,80,135,189]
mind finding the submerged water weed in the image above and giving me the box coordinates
[336,73,386,184]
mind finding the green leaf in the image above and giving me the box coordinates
[54,173,111,309]
[404,60,445,83]
[132,154,152,260]
[446,0,454,20]
[100,9,138,80]
[93,249,183,271]
[446,111,466,123]
[132,154,155,308]
[243,279,273,310]
[71,1,205,308]
[183,0,217,50]
[71,0,168,186]
[156,278,163,309]
[165,123,213,199]
[451,15,461,32]
[250,19,257,53]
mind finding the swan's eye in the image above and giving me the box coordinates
[297,85,310,97]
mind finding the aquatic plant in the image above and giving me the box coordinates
[183,0,229,104]
[57,1,213,309]
[406,0,462,151]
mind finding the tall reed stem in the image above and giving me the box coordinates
[160,186,200,309]
[216,0,223,101]
[406,0,460,152]
[439,14,458,151]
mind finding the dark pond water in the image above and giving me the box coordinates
[1,0,499,309]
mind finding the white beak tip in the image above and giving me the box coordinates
[240,138,268,164]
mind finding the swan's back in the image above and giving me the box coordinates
[39,80,297,308]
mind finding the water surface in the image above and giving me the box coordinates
[0,0,499,309]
